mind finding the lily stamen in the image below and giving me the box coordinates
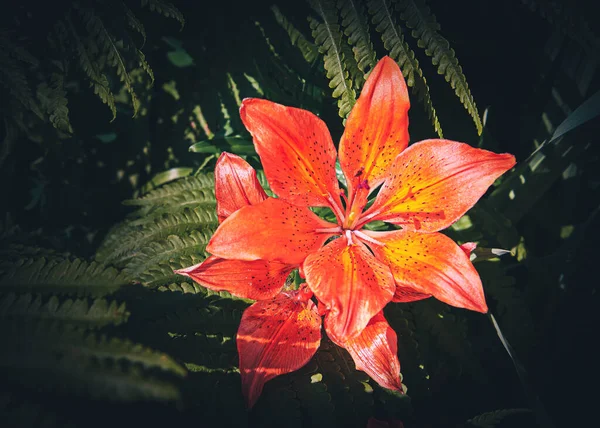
[327,195,346,224]
[316,226,342,234]
[345,229,354,246]
[353,230,385,247]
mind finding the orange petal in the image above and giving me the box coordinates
[364,230,488,312]
[206,198,336,265]
[174,256,293,301]
[330,312,402,391]
[237,290,321,408]
[339,57,410,217]
[359,140,516,232]
[240,98,342,210]
[303,237,395,343]
[215,152,267,222]
[392,286,430,303]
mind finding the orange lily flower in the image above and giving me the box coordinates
[176,56,515,408]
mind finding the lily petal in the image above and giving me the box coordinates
[392,286,431,303]
[364,230,487,312]
[237,290,321,408]
[240,98,342,210]
[303,237,395,343]
[215,152,267,222]
[360,140,516,232]
[330,312,402,391]
[174,256,293,301]
[339,56,410,222]
[207,198,336,265]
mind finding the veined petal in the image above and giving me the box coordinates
[215,152,267,222]
[330,312,402,391]
[392,286,430,303]
[237,290,321,408]
[364,230,487,313]
[240,98,342,210]
[207,198,336,265]
[174,256,293,301]
[339,57,410,214]
[303,237,395,343]
[359,140,516,232]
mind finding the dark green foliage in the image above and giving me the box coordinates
[1,0,599,427]
[308,0,357,119]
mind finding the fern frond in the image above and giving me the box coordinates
[66,16,116,120]
[149,297,248,339]
[137,49,154,85]
[74,4,140,116]
[101,207,218,267]
[412,299,486,380]
[367,0,443,137]
[123,231,211,283]
[141,0,185,29]
[36,73,72,133]
[123,4,147,47]
[0,257,129,297]
[122,173,215,208]
[308,0,357,119]
[271,5,319,64]
[396,0,482,134]
[0,46,44,120]
[337,0,377,77]
[0,293,129,328]
[0,323,185,402]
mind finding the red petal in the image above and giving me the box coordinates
[174,256,293,301]
[237,291,322,408]
[215,152,267,222]
[460,242,477,257]
[339,57,410,218]
[360,140,516,232]
[330,312,402,391]
[365,230,488,312]
[240,98,342,210]
[206,198,336,265]
[303,237,395,342]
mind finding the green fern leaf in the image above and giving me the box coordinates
[74,4,140,116]
[124,4,147,47]
[36,73,72,133]
[396,0,482,134]
[271,5,320,64]
[141,0,185,29]
[308,0,357,119]
[0,47,44,120]
[123,231,212,284]
[65,16,116,120]
[0,257,129,297]
[466,408,531,427]
[0,293,129,328]
[367,0,443,137]
[122,173,215,208]
[411,299,486,381]
[100,208,218,268]
[337,0,377,77]
[0,323,185,402]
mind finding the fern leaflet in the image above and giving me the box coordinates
[396,0,482,134]
[337,0,377,77]
[309,0,357,119]
[367,0,443,137]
